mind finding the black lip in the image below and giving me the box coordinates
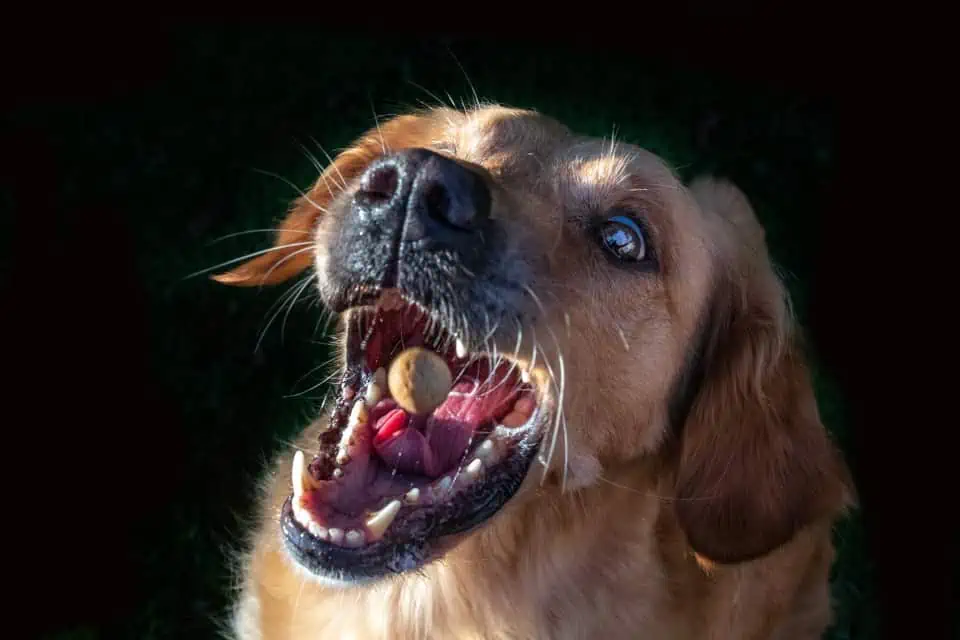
[281,433,543,583]
[329,283,384,314]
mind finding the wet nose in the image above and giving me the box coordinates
[353,148,492,247]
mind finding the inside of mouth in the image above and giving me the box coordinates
[293,296,537,547]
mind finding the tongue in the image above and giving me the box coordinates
[373,363,519,477]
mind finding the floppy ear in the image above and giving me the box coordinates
[674,177,854,565]
[212,114,436,286]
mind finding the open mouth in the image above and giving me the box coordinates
[281,288,546,583]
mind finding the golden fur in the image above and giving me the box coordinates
[215,104,855,639]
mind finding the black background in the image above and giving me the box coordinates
[3,16,952,640]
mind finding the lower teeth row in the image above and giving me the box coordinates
[290,436,504,547]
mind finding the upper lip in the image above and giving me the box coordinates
[332,284,387,313]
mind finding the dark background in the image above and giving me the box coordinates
[3,21,948,640]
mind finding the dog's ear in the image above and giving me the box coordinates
[212,113,437,286]
[673,177,854,565]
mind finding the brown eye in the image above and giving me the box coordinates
[600,215,648,262]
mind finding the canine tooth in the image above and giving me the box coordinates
[328,528,344,544]
[365,499,402,539]
[292,450,307,499]
[345,529,365,547]
[405,488,420,504]
[520,369,531,383]
[332,468,344,479]
[465,458,483,476]
[455,338,468,359]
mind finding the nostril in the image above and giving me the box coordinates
[357,164,400,205]
[424,183,452,226]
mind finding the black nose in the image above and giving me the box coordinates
[353,148,492,246]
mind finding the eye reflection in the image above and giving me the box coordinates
[600,215,647,262]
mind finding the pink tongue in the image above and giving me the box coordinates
[373,366,518,478]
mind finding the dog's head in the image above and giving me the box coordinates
[217,105,852,584]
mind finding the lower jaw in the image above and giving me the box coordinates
[280,433,543,584]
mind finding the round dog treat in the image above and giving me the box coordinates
[387,347,453,415]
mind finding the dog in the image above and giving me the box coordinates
[214,104,855,639]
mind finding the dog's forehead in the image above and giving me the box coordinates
[450,105,571,158]
[433,106,684,222]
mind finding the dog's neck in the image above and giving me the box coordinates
[242,460,685,639]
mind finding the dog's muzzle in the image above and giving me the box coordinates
[326,148,494,308]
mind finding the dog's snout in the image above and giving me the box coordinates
[352,148,491,247]
[328,147,499,303]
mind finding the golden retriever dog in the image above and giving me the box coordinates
[214,104,855,639]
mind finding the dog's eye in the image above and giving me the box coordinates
[599,214,648,262]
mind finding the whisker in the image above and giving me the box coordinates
[443,91,459,111]
[288,359,338,395]
[250,168,329,213]
[184,241,313,280]
[597,475,720,502]
[406,81,448,111]
[286,368,342,399]
[280,272,317,343]
[258,245,316,288]
[255,273,312,353]
[523,284,568,492]
[367,92,387,153]
[446,47,482,111]
[205,228,310,246]
[294,138,329,178]
[308,139,348,191]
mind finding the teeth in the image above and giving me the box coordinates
[345,529,365,547]
[365,499,402,540]
[332,468,344,478]
[476,439,495,461]
[520,369,531,383]
[292,450,313,499]
[307,521,328,539]
[365,368,387,404]
[328,528,344,544]
[455,338,468,359]
[292,500,329,541]
[405,488,420,504]
[465,458,482,476]
[292,502,309,525]
[349,399,368,427]
[337,399,368,463]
